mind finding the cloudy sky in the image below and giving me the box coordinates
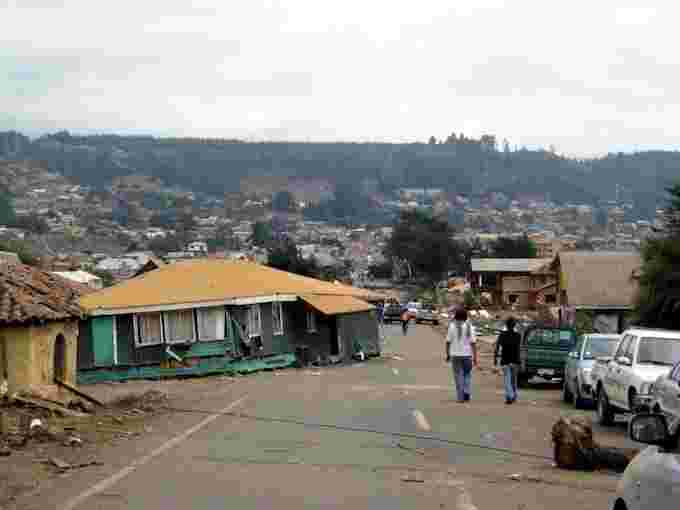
[1,1,677,155]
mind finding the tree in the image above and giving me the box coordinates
[0,239,38,266]
[489,236,537,258]
[14,214,49,235]
[149,235,182,255]
[0,189,16,226]
[267,238,319,277]
[251,221,273,247]
[636,184,680,328]
[385,210,465,287]
[368,260,393,279]
[91,269,115,287]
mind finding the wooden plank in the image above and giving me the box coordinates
[55,379,106,408]
[12,396,88,418]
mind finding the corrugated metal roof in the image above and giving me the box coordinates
[80,259,382,313]
[301,294,374,315]
[470,258,552,273]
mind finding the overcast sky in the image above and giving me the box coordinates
[2,1,678,155]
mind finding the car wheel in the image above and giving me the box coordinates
[597,390,615,426]
[562,379,574,404]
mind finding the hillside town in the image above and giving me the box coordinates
[0,161,660,286]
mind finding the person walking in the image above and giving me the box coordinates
[494,317,521,404]
[400,307,410,335]
[446,308,478,402]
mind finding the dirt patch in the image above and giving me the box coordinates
[0,390,168,506]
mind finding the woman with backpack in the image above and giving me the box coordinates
[445,308,478,402]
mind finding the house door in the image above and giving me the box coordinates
[53,334,66,383]
[329,319,341,357]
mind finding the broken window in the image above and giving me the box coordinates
[272,302,284,336]
[163,309,196,344]
[135,312,163,347]
[247,304,262,338]
[197,306,226,342]
[306,310,318,333]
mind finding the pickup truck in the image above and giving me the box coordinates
[594,327,680,426]
[518,326,577,386]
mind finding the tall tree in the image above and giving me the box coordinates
[385,210,465,286]
[267,238,319,277]
[637,184,680,328]
[0,189,16,226]
[251,221,273,247]
[489,236,537,258]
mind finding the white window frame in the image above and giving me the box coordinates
[306,310,318,333]
[196,306,226,342]
[134,312,163,347]
[247,304,262,338]
[272,302,284,336]
[162,309,197,345]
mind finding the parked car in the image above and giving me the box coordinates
[595,328,680,426]
[590,337,623,408]
[518,326,578,386]
[612,412,679,510]
[563,333,620,408]
[406,301,421,320]
[649,360,680,437]
[415,304,439,325]
[383,302,405,323]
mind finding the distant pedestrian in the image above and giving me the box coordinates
[400,308,410,335]
[494,317,521,404]
[446,308,478,402]
[376,302,384,325]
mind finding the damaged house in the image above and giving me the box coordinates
[0,262,85,400]
[77,260,383,383]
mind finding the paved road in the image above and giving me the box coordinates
[16,324,634,510]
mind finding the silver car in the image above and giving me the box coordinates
[650,360,680,436]
[613,413,680,510]
[563,333,620,408]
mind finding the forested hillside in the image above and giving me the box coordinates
[1,130,678,219]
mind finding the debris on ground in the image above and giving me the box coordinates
[110,390,169,413]
[551,416,639,473]
[401,475,425,483]
[383,354,405,361]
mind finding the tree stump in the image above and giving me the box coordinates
[551,416,639,473]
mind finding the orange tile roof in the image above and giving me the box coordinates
[0,263,85,324]
[80,259,383,313]
[301,294,375,315]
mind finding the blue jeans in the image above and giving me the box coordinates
[503,364,518,401]
[451,357,473,401]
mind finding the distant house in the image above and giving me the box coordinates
[53,270,104,290]
[77,260,383,383]
[550,251,641,333]
[470,258,554,308]
[0,263,85,400]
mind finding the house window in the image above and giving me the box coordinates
[545,294,556,304]
[508,294,519,304]
[306,310,318,333]
[247,305,262,338]
[135,312,163,347]
[163,309,196,344]
[272,302,284,336]
[197,307,226,342]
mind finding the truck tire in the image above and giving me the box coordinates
[562,380,574,403]
[574,381,586,409]
[597,390,615,426]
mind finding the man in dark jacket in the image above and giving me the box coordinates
[494,317,521,404]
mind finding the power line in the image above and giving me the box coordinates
[164,406,552,461]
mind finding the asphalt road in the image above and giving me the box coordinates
[15,324,636,510]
